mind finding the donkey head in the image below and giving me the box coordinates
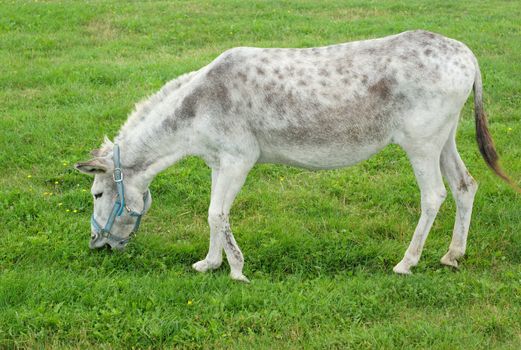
[75,138,152,250]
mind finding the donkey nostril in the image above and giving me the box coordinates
[91,232,97,240]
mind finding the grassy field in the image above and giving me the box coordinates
[1,0,521,348]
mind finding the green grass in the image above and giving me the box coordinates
[1,0,521,348]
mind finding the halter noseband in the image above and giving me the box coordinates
[90,144,149,247]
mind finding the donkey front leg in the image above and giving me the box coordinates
[192,169,223,272]
[193,158,253,282]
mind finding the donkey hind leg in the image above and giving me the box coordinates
[192,158,253,282]
[439,133,478,268]
[193,168,223,272]
[393,147,447,274]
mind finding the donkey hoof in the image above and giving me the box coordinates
[440,253,459,268]
[393,261,412,275]
[192,259,221,273]
[230,272,250,283]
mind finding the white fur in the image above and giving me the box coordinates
[77,30,483,280]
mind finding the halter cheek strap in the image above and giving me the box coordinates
[91,144,149,245]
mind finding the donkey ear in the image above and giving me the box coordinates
[90,136,114,157]
[74,158,110,175]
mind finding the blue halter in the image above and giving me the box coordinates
[90,144,149,246]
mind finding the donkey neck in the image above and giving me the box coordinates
[113,77,201,190]
[119,140,181,187]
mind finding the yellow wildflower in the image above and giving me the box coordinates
[27,175,32,178]
[187,300,193,305]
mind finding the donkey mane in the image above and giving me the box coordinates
[116,69,199,142]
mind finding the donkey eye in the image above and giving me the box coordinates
[94,193,103,199]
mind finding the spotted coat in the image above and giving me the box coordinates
[76,30,514,280]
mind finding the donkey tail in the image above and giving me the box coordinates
[473,59,521,193]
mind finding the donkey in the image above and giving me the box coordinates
[76,30,518,281]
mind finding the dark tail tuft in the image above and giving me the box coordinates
[473,60,521,193]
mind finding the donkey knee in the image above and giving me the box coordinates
[208,211,226,228]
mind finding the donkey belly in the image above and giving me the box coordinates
[250,92,398,169]
[253,111,395,170]
[257,139,391,169]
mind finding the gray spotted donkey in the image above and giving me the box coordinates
[76,30,519,282]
